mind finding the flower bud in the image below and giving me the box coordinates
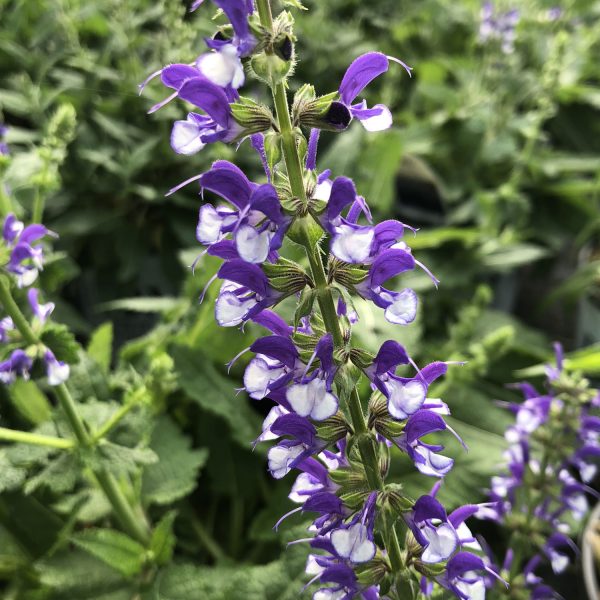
[230,97,275,135]
[250,52,291,86]
[315,411,351,442]
[262,258,309,294]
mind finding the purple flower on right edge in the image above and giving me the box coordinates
[478,343,599,598]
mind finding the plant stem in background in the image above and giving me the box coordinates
[0,277,151,545]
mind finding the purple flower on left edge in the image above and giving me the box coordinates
[2,214,56,288]
[0,349,32,384]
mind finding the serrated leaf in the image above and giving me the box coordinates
[153,541,309,600]
[71,528,146,577]
[39,547,134,598]
[0,451,27,493]
[67,353,111,403]
[87,322,113,373]
[142,416,208,506]
[172,344,261,447]
[150,511,177,565]
[24,452,78,495]
[96,441,158,476]
[40,322,81,364]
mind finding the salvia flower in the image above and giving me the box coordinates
[2,214,55,287]
[159,2,490,597]
[480,343,598,597]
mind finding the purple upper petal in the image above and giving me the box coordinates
[200,161,253,209]
[217,260,269,296]
[249,184,283,223]
[250,335,298,367]
[413,494,447,523]
[372,340,409,375]
[446,552,485,580]
[161,64,200,90]
[405,410,446,443]
[368,248,415,288]
[327,177,357,223]
[178,78,231,127]
[271,413,315,445]
[339,52,389,105]
[251,310,293,337]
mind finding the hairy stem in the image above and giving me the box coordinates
[255,0,405,580]
[0,426,74,449]
[0,277,150,545]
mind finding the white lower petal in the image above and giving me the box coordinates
[267,443,305,479]
[358,104,393,132]
[171,118,206,155]
[215,291,256,327]
[235,225,271,263]
[386,379,426,420]
[197,46,244,88]
[244,356,285,400]
[383,288,417,325]
[331,225,374,263]
[421,523,458,563]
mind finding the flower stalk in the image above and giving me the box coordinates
[0,276,151,546]
[255,0,406,583]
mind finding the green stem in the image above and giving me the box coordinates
[254,0,405,579]
[0,276,150,545]
[0,426,74,449]
[0,186,12,218]
[192,516,229,563]
[32,188,45,225]
[91,394,141,444]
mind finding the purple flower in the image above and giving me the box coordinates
[27,288,54,324]
[44,350,69,386]
[0,316,14,343]
[0,349,32,384]
[396,410,455,477]
[2,215,56,288]
[286,335,339,421]
[215,259,280,326]
[355,248,418,325]
[327,52,412,132]
[170,78,243,154]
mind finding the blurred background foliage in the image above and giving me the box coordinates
[0,0,599,597]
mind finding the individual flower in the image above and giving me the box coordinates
[326,52,412,132]
[184,160,288,263]
[27,288,54,324]
[0,349,32,384]
[2,215,56,287]
[44,350,69,386]
[395,410,455,477]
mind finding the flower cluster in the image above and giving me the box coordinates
[0,214,69,386]
[480,344,599,599]
[151,1,494,598]
[478,2,520,54]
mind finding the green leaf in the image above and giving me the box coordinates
[24,452,78,495]
[71,528,146,577]
[294,288,317,330]
[172,344,262,447]
[480,243,549,270]
[0,451,27,493]
[6,378,52,425]
[98,297,181,313]
[142,416,208,506]
[38,547,134,599]
[97,441,158,476]
[87,322,114,373]
[150,511,177,565]
[152,540,309,599]
[40,322,81,364]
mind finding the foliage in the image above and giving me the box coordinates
[0,0,598,598]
